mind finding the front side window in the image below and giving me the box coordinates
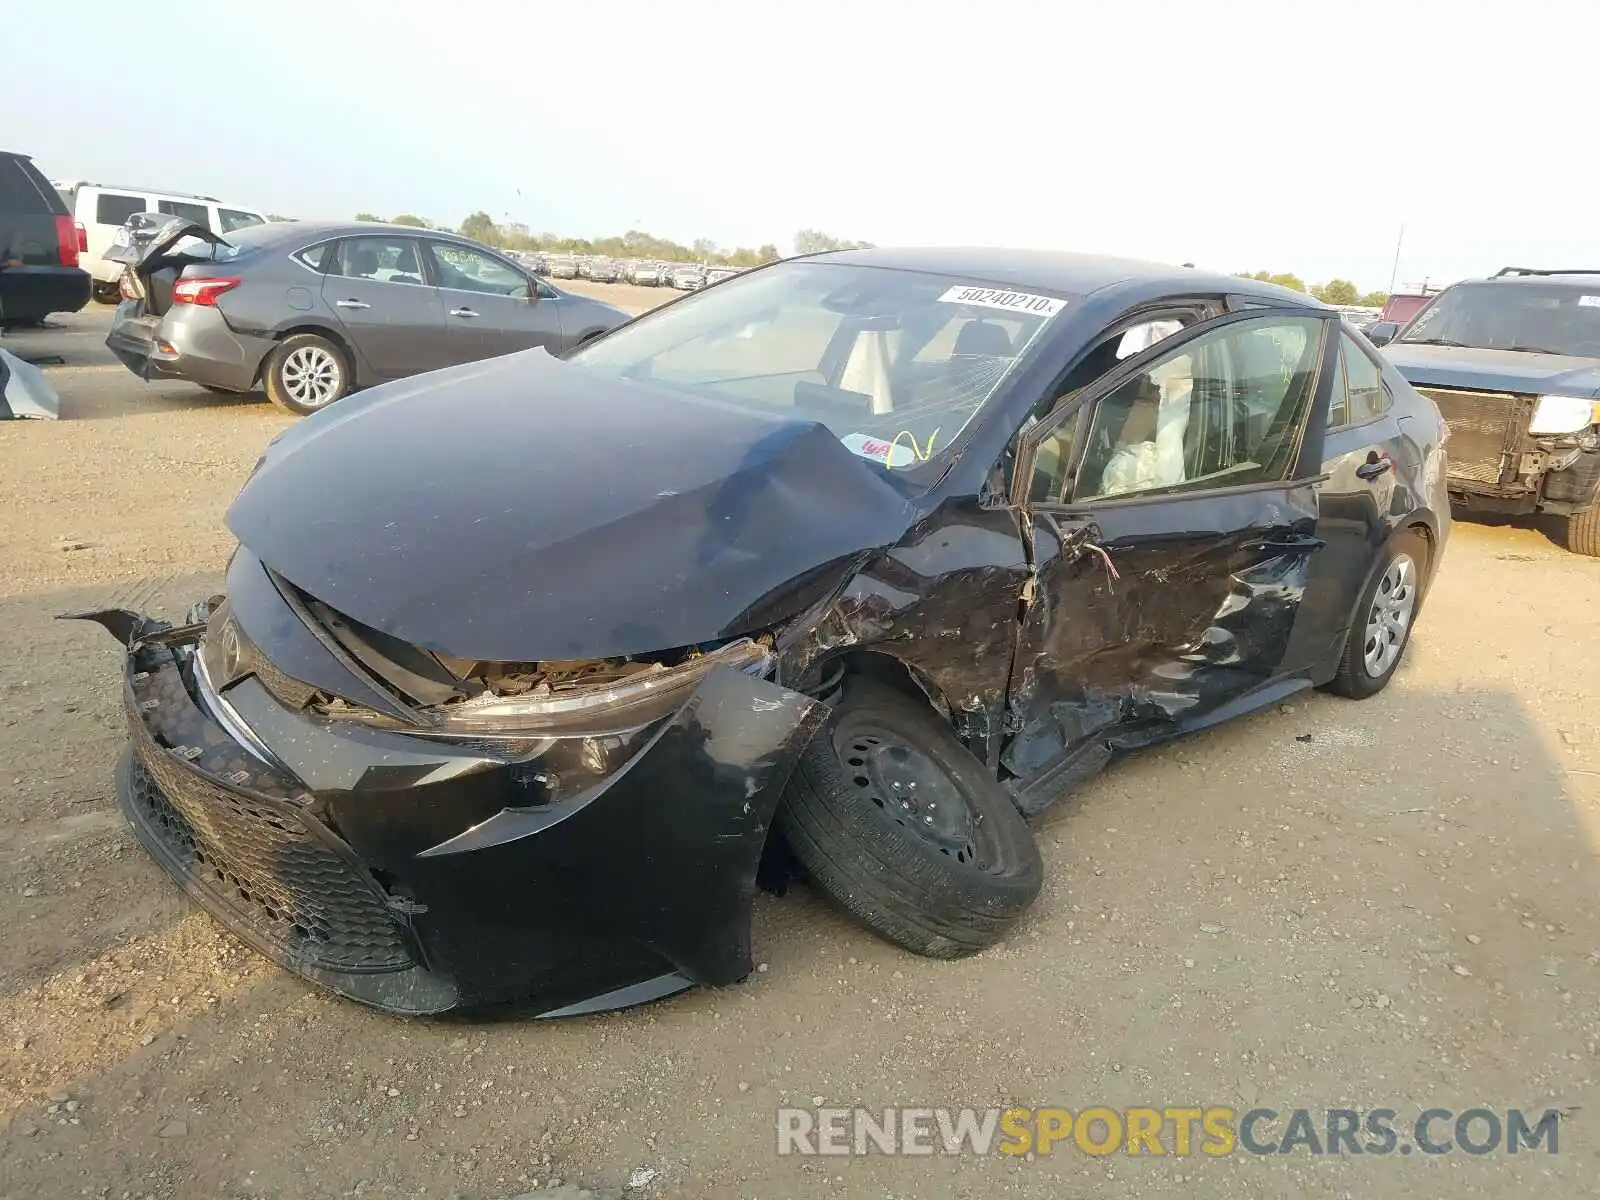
[158,198,209,225]
[1054,315,1323,503]
[335,237,425,284]
[568,261,1068,469]
[95,192,145,225]
[1399,282,1600,358]
[429,243,528,295]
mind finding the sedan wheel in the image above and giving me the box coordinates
[1362,554,1417,677]
[1327,529,1429,699]
[777,677,1042,958]
[265,333,349,416]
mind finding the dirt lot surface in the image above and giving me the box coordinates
[1,293,1598,1199]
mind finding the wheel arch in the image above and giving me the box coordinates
[257,322,364,387]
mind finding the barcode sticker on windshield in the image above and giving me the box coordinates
[1580,295,1600,307]
[938,285,1066,318]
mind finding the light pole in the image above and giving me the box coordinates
[1387,222,1405,294]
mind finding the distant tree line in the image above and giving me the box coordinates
[349,211,879,268]
[1238,271,1387,308]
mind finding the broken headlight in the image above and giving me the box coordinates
[324,636,775,739]
[426,637,773,737]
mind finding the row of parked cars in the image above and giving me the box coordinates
[511,251,742,291]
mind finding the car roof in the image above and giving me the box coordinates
[270,220,495,244]
[1469,271,1600,287]
[807,245,1317,306]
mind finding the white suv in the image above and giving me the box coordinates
[53,182,268,302]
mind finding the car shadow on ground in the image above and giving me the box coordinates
[1450,506,1579,554]
[51,381,266,422]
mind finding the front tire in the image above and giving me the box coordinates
[1326,529,1429,699]
[777,678,1043,958]
[1565,507,1600,557]
[263,333,349,416]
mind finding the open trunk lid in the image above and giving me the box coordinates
[105,219,229,315]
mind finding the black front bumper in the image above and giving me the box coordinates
[97,610,825,1017]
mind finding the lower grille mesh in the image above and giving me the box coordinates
[127,748,412,974]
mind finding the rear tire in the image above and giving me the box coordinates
[1326,529,1429,699]
[1565,507,1600,557]
[263,333,350,416]
[777,677,1042,958]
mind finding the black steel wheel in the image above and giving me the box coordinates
[777,677,1042,958]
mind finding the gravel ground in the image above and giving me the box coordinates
[0,295,1597,1199]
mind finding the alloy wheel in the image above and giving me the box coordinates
[1363,553,1417,678]
[280,345,342,410]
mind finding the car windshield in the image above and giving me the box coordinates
[1399,282,1600,357]
[567,260,1066,468]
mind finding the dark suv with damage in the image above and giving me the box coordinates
[1372,267,1600,555]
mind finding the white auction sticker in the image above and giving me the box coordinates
[1579,295,1600,308]
[840,432,916,467]
[938,285,1067,318]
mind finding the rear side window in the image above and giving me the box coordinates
[158,199,209,224]
[292,242,332,271]
[95,192,146,226]
[219,208,265,233]
[0,155,65,214]
[1329,332,1389,428]
[334,237,425,283]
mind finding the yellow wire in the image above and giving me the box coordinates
[888,427,942,464]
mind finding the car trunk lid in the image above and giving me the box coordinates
[105,219,230,316]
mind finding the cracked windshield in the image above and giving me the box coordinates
[569,261,1064,467]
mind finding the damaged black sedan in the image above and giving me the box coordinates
[73,249,1451,1016]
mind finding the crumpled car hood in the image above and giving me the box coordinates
[1383,342,1600,396]
[226,349,916,662]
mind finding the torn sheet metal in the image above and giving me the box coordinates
[0,346,60,419]
[83,607,824,1016]
[1003,481,1323,802]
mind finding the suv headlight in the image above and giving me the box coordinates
[1529,395,1600,436]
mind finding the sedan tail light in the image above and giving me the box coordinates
[171,276,243,306]
[53,215,80,267]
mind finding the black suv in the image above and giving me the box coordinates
[1373,267,1600,556]
[0,149,90,328]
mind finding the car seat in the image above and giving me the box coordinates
[952,320,1014,358]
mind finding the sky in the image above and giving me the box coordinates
[7,0,1597,292]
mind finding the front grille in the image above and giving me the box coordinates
[126,745,413,974]
[1418,387,1531,487]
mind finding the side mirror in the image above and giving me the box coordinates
[1365,321,1399,347]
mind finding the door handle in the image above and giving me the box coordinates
[1255,534,1326,552]
[1355,454,1393,481]
[334,299,371,310]
[449,307,480,319]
